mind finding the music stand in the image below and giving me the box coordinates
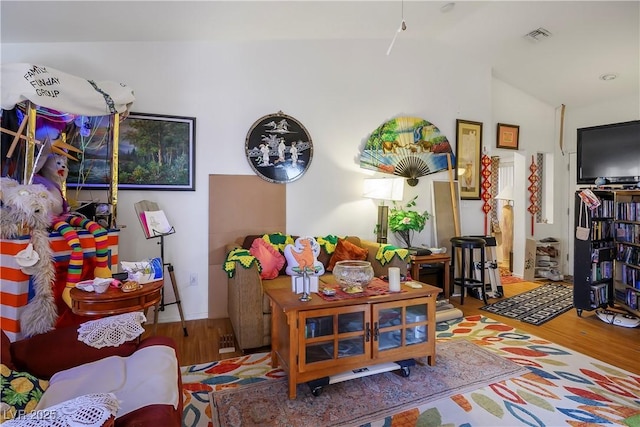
[134,200,188,336]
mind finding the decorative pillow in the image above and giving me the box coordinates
[327,238,369,271]
[283,237,325,276]
[0,364,49,422]
[250,238,285,280]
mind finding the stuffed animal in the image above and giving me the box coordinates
[33,152,112,309]
[284,236,325,276]
[0,177,58,336]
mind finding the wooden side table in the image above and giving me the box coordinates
[409,253,451,298]
[70,279,163,332]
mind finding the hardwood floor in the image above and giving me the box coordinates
[143,280,640,374]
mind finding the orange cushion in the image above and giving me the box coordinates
[327,238,369,271]
[250,238,285,279]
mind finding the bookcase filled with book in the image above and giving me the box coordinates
[613,190,640,316]
[573,190,615,316]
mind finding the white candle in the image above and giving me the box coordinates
[388,267,401,292]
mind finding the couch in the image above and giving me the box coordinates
[226,234,409,351]
[1,323,183,426]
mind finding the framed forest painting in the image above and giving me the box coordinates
[67,112,196,191]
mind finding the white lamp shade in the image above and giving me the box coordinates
[495,185,514,201]
[363,178,404,201]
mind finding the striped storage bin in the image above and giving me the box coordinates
[0,229,119,341]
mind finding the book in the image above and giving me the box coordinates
[143,210,173,236]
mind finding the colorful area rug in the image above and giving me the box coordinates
[180,315,640,427]
[480,283,574,325]
[500,275,526,285]
[211,340,527,426]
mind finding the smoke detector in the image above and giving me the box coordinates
[524,27,552,43]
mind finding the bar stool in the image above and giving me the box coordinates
[450,236,487,304]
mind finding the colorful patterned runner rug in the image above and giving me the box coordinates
[480,282,573,325]
[210,340,526,427]
[180,315,640,427]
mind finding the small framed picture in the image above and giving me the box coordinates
[496,123,520,150]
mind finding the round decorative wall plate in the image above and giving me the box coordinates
[245,111,313,184]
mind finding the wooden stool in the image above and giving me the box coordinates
[450,236,487,304]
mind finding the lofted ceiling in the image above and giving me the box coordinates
[1,1,638,109]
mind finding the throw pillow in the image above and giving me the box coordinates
[327,238,369,271]
[0,364,49,422]
[250,238,285,280]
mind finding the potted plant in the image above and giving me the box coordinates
[388,195,430,248]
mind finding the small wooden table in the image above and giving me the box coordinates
[70,279,163,330]
[409,253,451,298]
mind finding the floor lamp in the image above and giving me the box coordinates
[363,177,405,244]
[495,185,514,272]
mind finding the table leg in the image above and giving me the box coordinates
[411,262,420,282]
[443,260,450,299]
[153,303,160,335]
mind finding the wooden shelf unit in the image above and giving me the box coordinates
[613,190,640,316]
[574,189,640,317]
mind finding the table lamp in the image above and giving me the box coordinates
[363,177,404,243]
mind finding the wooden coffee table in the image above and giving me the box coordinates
[70,279,163,331]
[265,281,441,398]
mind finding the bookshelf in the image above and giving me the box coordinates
[573,190,615,316]
[574,189,640,317]
[613,190,640,316]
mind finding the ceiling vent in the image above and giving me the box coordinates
[524,27,552,42]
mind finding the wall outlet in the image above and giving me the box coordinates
[189,273,198,287]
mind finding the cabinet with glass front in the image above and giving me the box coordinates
[265,283,440,399]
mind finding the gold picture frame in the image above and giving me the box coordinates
[497,123,520,150]
[455,119,483,200]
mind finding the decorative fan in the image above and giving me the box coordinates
[360,116,456,186]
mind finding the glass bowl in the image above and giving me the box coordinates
[332,260,374,293]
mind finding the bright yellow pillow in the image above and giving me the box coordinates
[0,364,49,422]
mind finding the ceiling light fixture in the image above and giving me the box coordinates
[599,73,618,81]
[386,0,407,56]
[524,27,552,43]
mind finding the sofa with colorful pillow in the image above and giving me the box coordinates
[224,233,410,351]
[0,315,183,426]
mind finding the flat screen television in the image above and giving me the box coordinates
[577,120,640,185]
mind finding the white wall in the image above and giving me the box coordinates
[491,78,559,277]
[564,95,640,275]
[2,38,494,321]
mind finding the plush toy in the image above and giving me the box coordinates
[283,236,325,276]
[0,177,58,336]
[33,152,112,309]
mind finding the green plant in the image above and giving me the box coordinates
[388,196,430,247]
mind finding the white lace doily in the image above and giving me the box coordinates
[77,312,146,349]
[3,393,119,427]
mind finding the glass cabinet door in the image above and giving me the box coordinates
[372,298,431,358]
[405,303,428,346]
[299,305,370,369]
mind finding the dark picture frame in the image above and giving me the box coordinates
[245,111,313,184]
[455,119,483,200]
[67,112,196,191]
[497,122,520,150]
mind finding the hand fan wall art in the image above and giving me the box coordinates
[360,116,455,186]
